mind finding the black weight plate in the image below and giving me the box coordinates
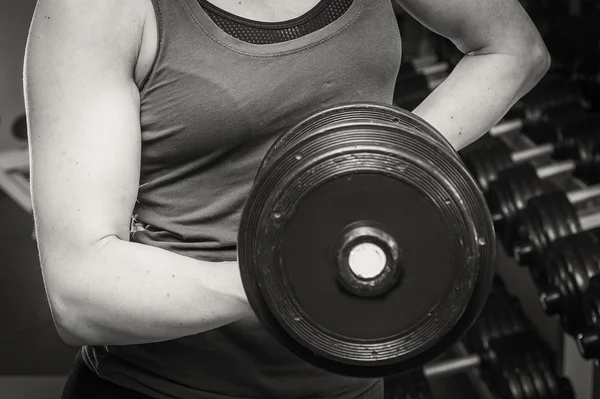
[510,192,581,266]
[487,164,554,245]
[536,360,560,399]
[555,132,600,164]
[239,114,496,377]
[258,102,457,177]
[521,352,549,399]
[579,277,600,359]
[511,354,539,399]
[463,141,513,192]
[521,78,585,119]
[539,232,600,335]
[536,193,580,243]
[509,207,546,266]
[575,142,600,184]
[541,102,589,126]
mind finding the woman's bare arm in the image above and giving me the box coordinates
[24,0,252,347]
[397,0,551,150]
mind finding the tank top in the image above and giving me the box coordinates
[82,0,402,397]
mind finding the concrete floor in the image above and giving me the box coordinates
[0,376,67,399]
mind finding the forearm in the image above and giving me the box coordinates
[49,237,252,346]
[413,49,550,150]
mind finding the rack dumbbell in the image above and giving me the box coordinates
[422,332,573,399]
[535,229,600,335]
[463,278,530,353]
[424,319,571,399]
[509,191,600,266]
[491,101,590,137]
[470,130,600,192]
[462,139,572,191]
[486,162,600,234]
[489,77,590,137]
[577,275,600,360]
[524,121,600,184]
[411,277,573,399]
[521,113,600,144]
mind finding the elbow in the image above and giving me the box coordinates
[48,291,97,346]
[521,40,552,85]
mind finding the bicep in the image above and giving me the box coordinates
[395,0,544,54]
[25,0,143,269]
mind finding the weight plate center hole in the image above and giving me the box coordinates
[348,242,388,280]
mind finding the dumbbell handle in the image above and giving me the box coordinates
[536,160,575,179]
[490,119,523,137]
[423,353,481,379]
[417,62,449,77]
[579,208,600,232]
[511,143,554,163]
[411,55,439,69]
[567,184,600,204]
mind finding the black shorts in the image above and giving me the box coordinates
[62,351,384,399]
[61,351,150,399]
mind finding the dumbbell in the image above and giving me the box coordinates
[490,100,590,137]
[239,102,496,377]
[576,275,600,360]
[523,122,600,183]
[466,130,600,192]
[488,76,590,136]
[509,191,600,266]
[384,369,433,399]
[516,76,588,116]
[462,139,569,192]
[536,229,600,335]
[521,113,600,144]
[418,277,573,399]
[422,332,572,399]
[463,277,531,355]
[464,289,573,399]
[486,162,600,234]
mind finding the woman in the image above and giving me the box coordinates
[24,0,549,397]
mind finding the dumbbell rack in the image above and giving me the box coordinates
[493,125,598,399]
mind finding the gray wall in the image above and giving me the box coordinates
[1,1,37,151]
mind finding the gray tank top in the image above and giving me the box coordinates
[82,0,402,397]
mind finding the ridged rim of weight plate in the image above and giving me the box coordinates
[238,116,496,377]
[510,192,581,265]
[487,164,550,246]
[462,141,512,192]
[258,102,457,179]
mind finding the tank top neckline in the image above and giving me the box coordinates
[196,0,335,29]
[181,0,368,56]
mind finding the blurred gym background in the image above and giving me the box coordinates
[1,0,600,398]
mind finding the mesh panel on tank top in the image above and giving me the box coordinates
[198,0,354,44]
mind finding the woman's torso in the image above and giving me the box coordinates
[83,0,403,397]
